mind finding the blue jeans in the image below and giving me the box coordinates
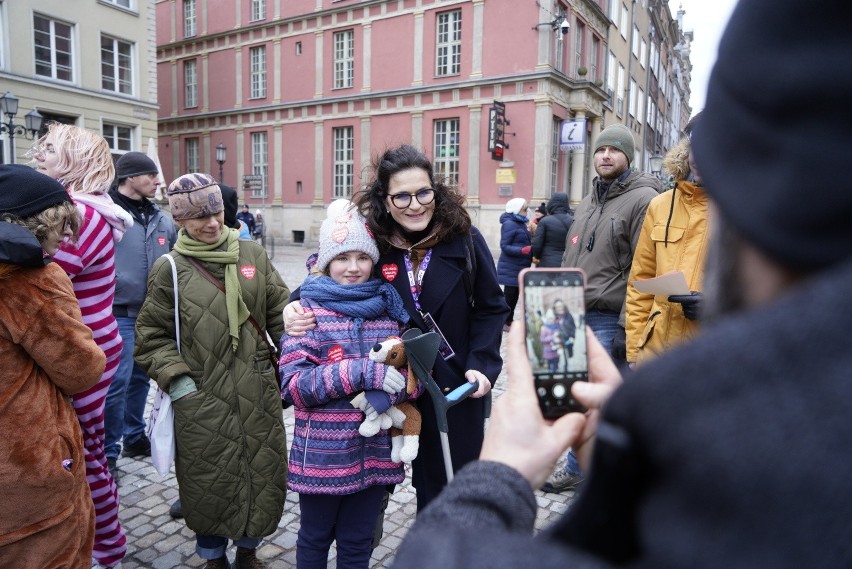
[196,534,261,560]
[585,308,624,367]
[104,316,152,460]
[297,485,386,569]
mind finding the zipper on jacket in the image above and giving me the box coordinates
[302,416,311,472]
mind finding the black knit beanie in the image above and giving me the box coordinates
[115,152,158,181]
[219,184,241,229]
[692,0,852,271]
[0,164,72,218]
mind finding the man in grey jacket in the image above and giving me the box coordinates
[104,152,176,478]
[393,0,852,566]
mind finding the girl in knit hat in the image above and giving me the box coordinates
[279,199,421,569]
[497,197,533,331]
[0,165,106,568]
[29,123,130,568]
[134,173,290,569]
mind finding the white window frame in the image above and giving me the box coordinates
[620,5,628,39]
[632,25,639,57]
[574,22,584,76]
[607,51,616,93]
[184,59,197,108]
[101,35,134,95]
[554,31,564,73]
[249,45,266,99]
[436,9,462,77]
[640,38,647,69]
[629,78,637,117]
[617,63,625,117]
[637,87,644,124]
[609,0,619,23]
[185,137,199,172]
[33,13,74,82]
[250,0,266,22]
[103,122,133,154]
[183,0,196,38]
[332,126,354,198]
[251,131,268,198]
[333,30,354,89]
[433,118,460,183]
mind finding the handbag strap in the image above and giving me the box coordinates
[162,254,181,354]
[185,256,277,357]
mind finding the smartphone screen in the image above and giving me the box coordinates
[520,268,587,418]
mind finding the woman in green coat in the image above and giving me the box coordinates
[135,173,290,569]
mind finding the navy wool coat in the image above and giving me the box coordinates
[496,213,532,286]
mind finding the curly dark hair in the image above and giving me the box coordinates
[353,144,471,250]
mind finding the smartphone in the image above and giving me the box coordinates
[519,268,588,419]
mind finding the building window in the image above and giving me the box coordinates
[632,25,639,57]
[590,36,600,81]
[183,0,196,38]
[607,51,616,93]
[251,131,268,198]
[436,9,461,77]
[550,118,560,195]
[105,0,132,8]
[250,0,266,22]
[609,0,619,23]
[333,30,354,89]
[295,41,302,55]
[433,118,460,183]
[617,63,625,117]
[184,60,197,108]
[34,14,73,81]
[185,137,199,172]
[333,126,354,198]
[574,22,585,77]
[101,36,133,95]
[637,87,644,124]
[249,45,266,99]
[640,38,647,69]
[629,78,637,117]
[620,5,628,39]
[554,31,565,73]
[102,123,133,158]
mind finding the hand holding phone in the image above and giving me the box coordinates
[519,268,588,419]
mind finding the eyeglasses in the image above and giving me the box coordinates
[32,143,55,157]
[387,188,435,209]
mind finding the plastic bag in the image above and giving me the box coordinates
[147,387,175,477]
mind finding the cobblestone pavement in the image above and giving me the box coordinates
[115,241,577,568]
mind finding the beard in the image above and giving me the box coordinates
[701,212,748,323]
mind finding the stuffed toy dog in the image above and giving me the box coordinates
[351,337,421,463]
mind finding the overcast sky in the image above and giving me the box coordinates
[668,0,738,114]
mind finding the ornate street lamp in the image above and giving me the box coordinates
[0,91,43,164]
[216,142,227,184]
[649,153,664,179]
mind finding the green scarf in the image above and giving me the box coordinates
[174,227,249,352]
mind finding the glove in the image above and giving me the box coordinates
[611,326,627,362]
[668,292,703,321]
[381,366,406,394]
[521,245,532,256]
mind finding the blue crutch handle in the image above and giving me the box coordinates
[446,381,476,404]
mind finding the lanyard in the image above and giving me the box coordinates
[403,248,433,313]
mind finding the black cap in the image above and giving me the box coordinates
[115,152,158,181]
[692,0,852,271]
[0,164,72,218]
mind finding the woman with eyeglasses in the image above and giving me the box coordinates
[29,123,131,569]
[284,144,509,513]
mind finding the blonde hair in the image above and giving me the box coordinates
[30,123,115,195]
[0,201,80,245]
[662,137,691,181]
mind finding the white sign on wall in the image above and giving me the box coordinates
[560,119,586,152]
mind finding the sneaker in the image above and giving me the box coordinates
[169,498,184,519]
[204,557,229,569]
[234,547,265,569]
[121,435,151,458]
[541,468,583,493]
[106,457,119,481]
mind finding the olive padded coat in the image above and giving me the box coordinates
[134,238,290,539]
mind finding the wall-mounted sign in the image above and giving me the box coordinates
[560,118,586,152]
[496,168,517,184]
[488,101,507,161]
[498,185,513,196]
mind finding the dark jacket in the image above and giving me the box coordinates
[379,228,508,505]
[532,193,574,267]
[394,258,852,569]
[496,212,532,286]
[134,237,290,539]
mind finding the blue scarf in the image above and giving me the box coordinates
[512,213,529,223]
[301,276,410,334]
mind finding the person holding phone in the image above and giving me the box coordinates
[284,144,509,512]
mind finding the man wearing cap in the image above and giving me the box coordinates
[104,152,177,478]
[236,204,256,236]
[546,124,660,493]
[392,0,852,567]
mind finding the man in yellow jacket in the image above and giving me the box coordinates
[625,131,709,366]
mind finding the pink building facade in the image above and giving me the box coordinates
[156,0,689,245]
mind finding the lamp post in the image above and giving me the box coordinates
[0,91,43,164]
[649,153,664,179]
[216,142,226,184]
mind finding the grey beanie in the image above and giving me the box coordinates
[594,124,635,166]
[316,199,380,272]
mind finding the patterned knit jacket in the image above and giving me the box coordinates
[279,297,421,495]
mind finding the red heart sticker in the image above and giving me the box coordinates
[158,236,166,246]
[328,345,344,362]
[571,234,579,245]
[381,264,398,281]
[331,226,349,243]
[240,265,256,279]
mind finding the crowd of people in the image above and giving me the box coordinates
[2,0,847,567]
